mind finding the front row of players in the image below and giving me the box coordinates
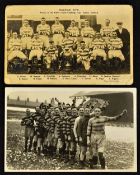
[8,31,125,73]
[21,99,127,169]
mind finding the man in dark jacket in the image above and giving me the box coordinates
[115,22,130,64]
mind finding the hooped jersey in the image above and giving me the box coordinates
[62,37,75,48]
[51,23,64,34]
[67,26,79,37]
[44,46,58,56]
[90,38,106,50]
[31,38,43,50]
[100,26,114,37]
[20,26,33,38]
[36,24,50,36]
[8,38,22,51]
[77,46,91,58]
[81,27,95,37]
[108,38,123,50]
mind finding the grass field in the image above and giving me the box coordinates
[6,120,134,171]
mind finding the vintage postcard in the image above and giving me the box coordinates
[5,5,133,84]
[5,87,137,172]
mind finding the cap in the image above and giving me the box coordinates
[116,22,123,25]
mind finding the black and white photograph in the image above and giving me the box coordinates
[5,88,137,172]
[4,5,133,84]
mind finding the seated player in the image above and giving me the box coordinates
[43,40,58,71]
[51,17,64,46]
[81,20,95,47]
[107,31,125,61]
[77,41,92,71]
[29,33,43,61]
[90,32,107,61]
[60,31,77,71]
[8,32,27,62]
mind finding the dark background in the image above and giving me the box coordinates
[0,0,140,175]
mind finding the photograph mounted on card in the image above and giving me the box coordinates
[5,5,133,84]
[5,88,137,172]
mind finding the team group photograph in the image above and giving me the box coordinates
[6,13,130,74]
[5,88,136,171]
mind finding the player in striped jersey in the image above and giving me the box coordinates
[107,32,125,61]
[36,17,51,48]
[67,107,78,165]
[77,41,92,71]
[8,32,27,62]
[20,19,33,53]
[100,19,114,42]
[60,31,76,71]
[29,33,43,61]
[51,17,64,46]
[52,108,61,157]
[87,107,127,169]
[67,20,80,40]
[57,111,66,160]
[81,20,95,47]
[43,40,58,71]
[90,32,107,61]
[21,109,34,152]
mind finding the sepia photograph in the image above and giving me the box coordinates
[5,5,133,84]
[5,88,137,172]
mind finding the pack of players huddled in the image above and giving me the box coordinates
[21,97,127,169]
[7,17,130,73]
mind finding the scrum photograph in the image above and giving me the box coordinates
[5,88,137,172]
[5,5,133,84]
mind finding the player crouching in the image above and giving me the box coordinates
[28,33,43,73]
[43,41,59,72]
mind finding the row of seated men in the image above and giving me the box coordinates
[7,18,129,73]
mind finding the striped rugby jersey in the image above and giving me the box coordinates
[8,38,22,51]
[108,38,123,50]
[36,24,50,36]
[51,23,64,34]
[67,26,79,37]
[62,37,75,48]
[31,38,43,50]
[87,115,121,135]
[20,26,33,37]
[90,38,106,50]
[67,115,78,136]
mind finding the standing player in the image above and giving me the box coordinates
[8,32,27,62]
[36,17,51,48]
[87,108,127,169]
[100,19,114,42]
[81,20,95,47]
[20,19,33,55]
[67,20,80,41]
[21,109,34,152]
[51,17,65,46]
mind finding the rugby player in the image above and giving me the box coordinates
[87,107,127,169]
